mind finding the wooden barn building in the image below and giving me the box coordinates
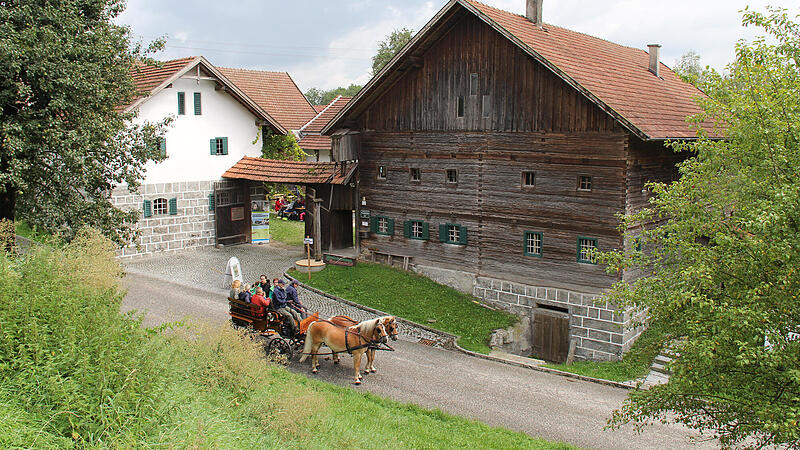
[322,0,718,361]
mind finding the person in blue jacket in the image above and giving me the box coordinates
[285,280,308,319]
[272,279,300,334]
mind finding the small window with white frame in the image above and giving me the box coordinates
[522,171,535,188]
[410,167,421,182]
[524,231,543,257]
[378,165,387,180]
[578,175,593,191]
[577,236,598,264]
[378,217,389,234]
[411,221,424,238]
[153,198,168,216]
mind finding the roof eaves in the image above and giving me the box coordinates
[321,0,461,135]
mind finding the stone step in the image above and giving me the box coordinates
[653,354,673,365]
[650,361,671,375]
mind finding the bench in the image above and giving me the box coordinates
[228,297,281,332]
[370,250,412,271]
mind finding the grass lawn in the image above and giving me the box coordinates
[543,321,666,382]
[289,262,519,353]
[268,212,305,247]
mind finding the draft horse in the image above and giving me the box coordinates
[328,315,398,373]
[300,317,389,384]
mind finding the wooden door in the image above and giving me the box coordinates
[214,181,250,246]
[531,311,570,363]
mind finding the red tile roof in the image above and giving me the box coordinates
[222,157,355,185]
[217,68,318,131]
[463,0,717,139]
[298,135,331,151]
[130,56,197,104]
[300,96,352,134]
[314,105,327,112]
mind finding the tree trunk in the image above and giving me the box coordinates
[0,152,16,252]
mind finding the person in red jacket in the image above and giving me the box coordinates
[251,287,270,316]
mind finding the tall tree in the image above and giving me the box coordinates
[0,0,169,245]
[304,84,362,106]
[371,28,414,76]
[672,50,705,85]
[605,7,800,447]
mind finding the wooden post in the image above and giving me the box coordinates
[313,198,322,260]
[306,236,312,281]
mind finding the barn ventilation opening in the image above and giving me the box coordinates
[535,303,569,314]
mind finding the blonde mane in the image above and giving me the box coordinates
[357,318,380,336]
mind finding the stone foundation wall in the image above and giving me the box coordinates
[112,181,217,259]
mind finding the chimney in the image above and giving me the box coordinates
[648,44,661,77]
[526,0,543,27]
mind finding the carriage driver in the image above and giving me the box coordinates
[272,279,301,335]
[286,280,308,319]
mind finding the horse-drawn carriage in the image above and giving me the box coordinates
[227,294,399,384]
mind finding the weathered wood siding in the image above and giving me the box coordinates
[361,14,619,134]
[351,13,632,291]
[358,131,626,291]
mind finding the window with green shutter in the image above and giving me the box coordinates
[177,92,185,115]
[372,216,394,235]
[193,92,201,115]
[168,198,177,215]
[577,236,598,264]
[440,223,467,245]
[208,193,215,211]
[159,137,166,157]
[404,219,428,240]
[142,199,152,218]
[209,137,228,155]
[153,198,167,215]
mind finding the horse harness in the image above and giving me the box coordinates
[301,319,395,356]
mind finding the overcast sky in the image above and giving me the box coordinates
[118,0,800,94]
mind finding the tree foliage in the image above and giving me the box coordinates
[604,7,800,447]
[261,129,306,161]
[304,84,362,106]
[371,27,414,76]
[0,0,169,245]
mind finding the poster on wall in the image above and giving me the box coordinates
[251,200,270,244]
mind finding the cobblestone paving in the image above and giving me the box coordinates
[124,244,451,346]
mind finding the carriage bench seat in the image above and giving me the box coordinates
[228,297,281,331]
[370,250,412,271]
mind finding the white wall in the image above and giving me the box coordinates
[133,77,263,183]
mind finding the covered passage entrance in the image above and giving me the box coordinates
[221,157,358,260]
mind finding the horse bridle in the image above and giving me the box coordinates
[344,321,388,355]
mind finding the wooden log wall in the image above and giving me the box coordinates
[358,131,627,291]
[360,13,620,134]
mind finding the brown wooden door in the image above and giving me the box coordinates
[531,311,570,363]
[214,181,250,246]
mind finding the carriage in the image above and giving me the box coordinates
[227,296,317,361]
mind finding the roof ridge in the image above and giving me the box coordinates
[466,0,653,55]
[299,95,343,133]
[217,66,289,75]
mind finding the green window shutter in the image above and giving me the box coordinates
[177,92,185,115]
[210,138,216,155]
[421,222,429,240]
[159,138,166,157]
[403,220,411,238]
[142,200,152,218]
[439,224,446,242]
[370,217,377,233]
[208,193,215,211]
[194,92,201,115]
[459,226,468,245]
[221,137,228,155]
[387,218,395,235]
[168,198,177,215]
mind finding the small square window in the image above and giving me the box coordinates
[470,73,478,96]
[577,237,598,264]
[410,168,421,181]
[522,171,535,187]
[378,166,387,180]
[578,175,593,191]
[524,231,542,257]
[153,198,168,216]
[446,169,458,183]
[448,224,460,243]
[482,95,491,118]
[457,96,465,118]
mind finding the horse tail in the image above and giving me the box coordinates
[299,322,315,362]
